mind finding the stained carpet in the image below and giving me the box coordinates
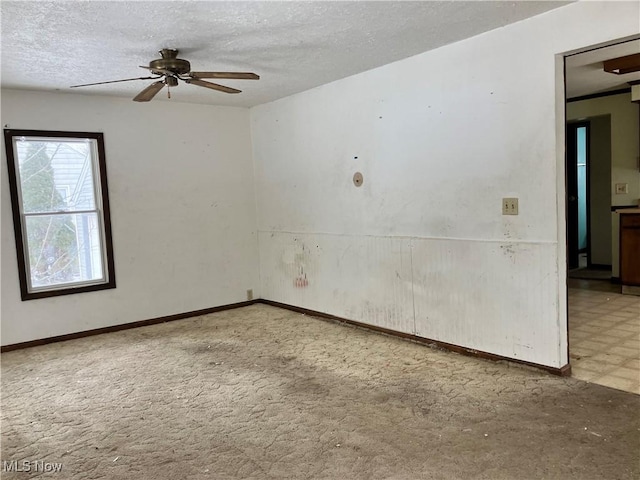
[2,304,639,479]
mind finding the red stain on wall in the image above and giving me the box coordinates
[294,273,309,288]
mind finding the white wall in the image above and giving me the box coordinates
[1,89,259,345]
[251,1,640,368]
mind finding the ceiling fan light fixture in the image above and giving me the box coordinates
[70,48,259,102]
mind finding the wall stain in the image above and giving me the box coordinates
[281,240,311,288]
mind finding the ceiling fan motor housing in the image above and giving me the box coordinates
[149,48,191,75]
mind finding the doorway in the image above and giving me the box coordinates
[564,38,640,395]
[566,113,614,280]
[566,121,589,271]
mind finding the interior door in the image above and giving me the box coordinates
[567,124,579,270]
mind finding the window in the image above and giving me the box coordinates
[4,130,115,300]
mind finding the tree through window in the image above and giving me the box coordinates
[4,130,116,300]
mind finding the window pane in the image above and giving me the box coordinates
[15,139,96,213]
[25,213,104,289]
[5,129,115,299]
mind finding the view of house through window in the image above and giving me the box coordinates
[4,130,115,299]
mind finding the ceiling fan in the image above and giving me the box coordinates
[70,48,259,102]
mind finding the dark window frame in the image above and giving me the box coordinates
[4,129,116,300]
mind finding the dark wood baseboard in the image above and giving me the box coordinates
[258,300,571,377]
[558,363,572,376]
[2,298,572,377]
[0,300,258,353]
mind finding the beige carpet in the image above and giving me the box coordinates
[2,304,639,479]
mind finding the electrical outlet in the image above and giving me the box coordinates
[502,198,519,215]
[246,289,253,301]
[615,183,628,194]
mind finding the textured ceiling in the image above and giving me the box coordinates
[565,39,640,99]
[2,1,573,107]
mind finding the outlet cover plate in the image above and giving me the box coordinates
[502,198,519,215]
[615,183,628,194]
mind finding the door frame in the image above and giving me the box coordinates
[560,34,639,371]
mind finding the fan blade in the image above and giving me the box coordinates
[70,76,160,88]
[133,81,165,102]
[185,78,241,94]
[188,72,259,80]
